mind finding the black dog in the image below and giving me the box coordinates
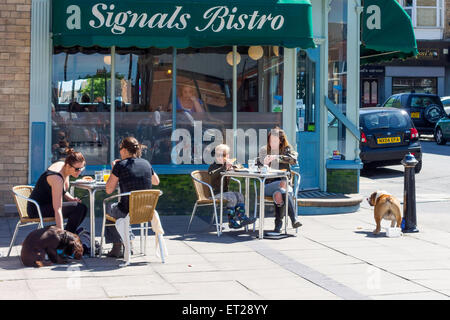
[20,226,83,267]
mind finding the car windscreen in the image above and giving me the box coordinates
[410,95,442,108]
[361,112,409,130]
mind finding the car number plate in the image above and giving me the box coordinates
[377,137,401,144]
[411,112,420,118]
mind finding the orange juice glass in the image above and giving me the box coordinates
[103,169,111,182]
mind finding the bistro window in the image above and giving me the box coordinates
[51,46,284,167]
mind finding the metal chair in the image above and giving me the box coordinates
[188,170,241,235]
[99,189,165,264]
[8,185,54,257]
[254,170,301,234]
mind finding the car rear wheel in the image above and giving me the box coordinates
[434,127,447,145]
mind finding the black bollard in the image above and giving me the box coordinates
[401,153,419,233]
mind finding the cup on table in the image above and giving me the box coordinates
[260,165,269,174]
[103,169,111,182]
[95,171,103,182]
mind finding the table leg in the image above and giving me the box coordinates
[219,175,224,237]
[259,178,265,240]
[89,189,97,258]
[245,177,249,232]
[285,176,289,235]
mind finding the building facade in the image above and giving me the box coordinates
[361,0,450,108]
[0,0,416,216]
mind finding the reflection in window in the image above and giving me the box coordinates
[297,50,316,132]
[113,49,173,164]
[175,47,232,164]
[392,77,437,94]
[327,0,347,159]
[52,49,111,165]
[52,46,289,167]
[236,46,283,163]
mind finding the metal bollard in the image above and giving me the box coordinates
[401,153,419,233]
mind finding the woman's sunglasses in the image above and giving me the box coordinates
[70,164,85,172]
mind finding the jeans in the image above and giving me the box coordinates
[212,191,244,209]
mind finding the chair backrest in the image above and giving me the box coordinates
[12,185,34,220]
[191,170,212,201]
[128,189,161,225]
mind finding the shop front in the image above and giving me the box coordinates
[26,0,415,214]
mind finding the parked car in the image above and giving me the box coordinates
[381,93,446,135]
[434,113,450,145]
[360,107,422,173]
[441,96,450,116]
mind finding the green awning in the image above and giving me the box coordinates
[52,0,315,49]
[361,0,418,63]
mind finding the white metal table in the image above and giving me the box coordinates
[219,169,289,239]
[71,181,107,257]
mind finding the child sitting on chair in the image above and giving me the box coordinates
[208,144,256,229]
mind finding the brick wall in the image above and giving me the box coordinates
[0,0,31,216]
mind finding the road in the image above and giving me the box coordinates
[360,138,450,232]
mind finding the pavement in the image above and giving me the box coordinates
[1,202,450,301]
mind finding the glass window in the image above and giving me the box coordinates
[52,49,111,165]
[327,0,347,159]
[383,97,396,108]
[361,112,408,130]
[175,47,233,165]
[297,50,316,131]
[400,0,443,28]
[236,45,284,163]
[113,48,173,164]
[392,77,437,94]
[52,46,290,169]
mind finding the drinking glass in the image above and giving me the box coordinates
[103,169,111,182]
[95,171,103,182]
[248,159,256,172]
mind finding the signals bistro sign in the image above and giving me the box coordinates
[71,4,286,34]
[52,0,315,49]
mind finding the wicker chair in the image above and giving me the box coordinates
[99,189,165,264]
[8,185,55,257]
[188,170,241,235]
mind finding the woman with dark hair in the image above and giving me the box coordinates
[259,127,302,233]
[104,136,160,257]
[28,148,87,233]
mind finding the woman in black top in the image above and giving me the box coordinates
[28,149,87,233]
[104,136,160,257]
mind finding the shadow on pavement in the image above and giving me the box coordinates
[354,230,385,238]
[360,167,404,179]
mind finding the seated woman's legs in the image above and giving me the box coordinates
[264,181,301,232]
[104,203,127,257]
[61,201,87,233]
[30,202,87,234]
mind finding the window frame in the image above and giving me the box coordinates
[399,0,444,29]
